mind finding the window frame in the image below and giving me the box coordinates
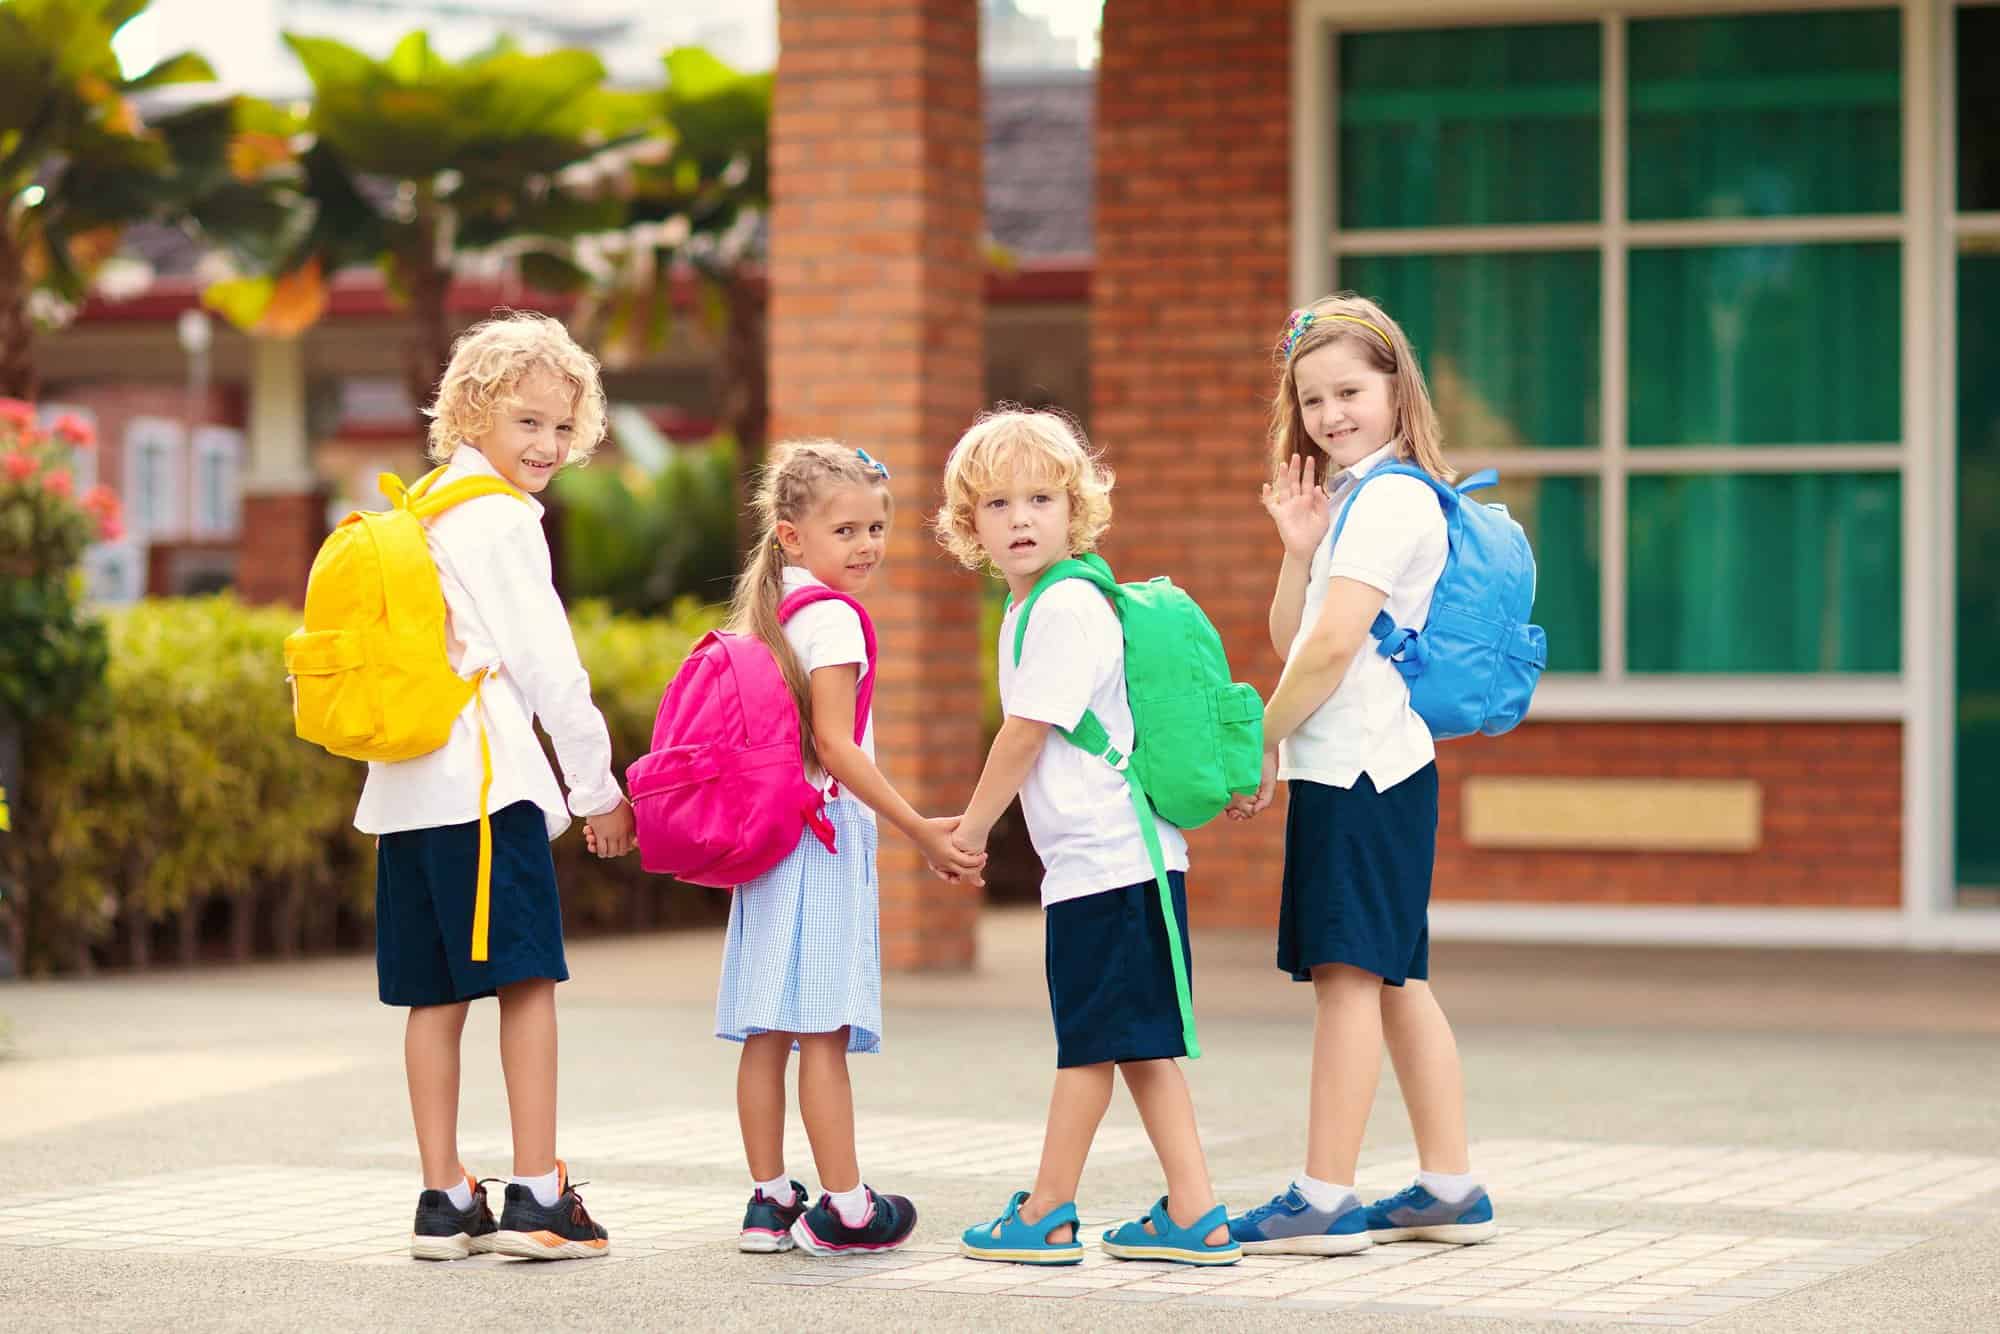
[1295,0,1928,720]
[123,415,186,542]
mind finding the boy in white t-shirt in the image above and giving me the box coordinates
[936,409,1241,1268]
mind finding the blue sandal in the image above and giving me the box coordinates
[960,1190,1084,1265]
[1101,1196,1242,1265]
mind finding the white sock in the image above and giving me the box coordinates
[514,1167,562,1209]
[443,1177,474,1211]
[1418,1169,1481,1204]
[1294,1174,1354,1213]
[754,1174,797,1206]
[828,1183,871,1228]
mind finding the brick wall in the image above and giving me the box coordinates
[1095,0,1294,929]
[1094,2,1905,928]
[1434,722,1902,908]
[770,0,987,969]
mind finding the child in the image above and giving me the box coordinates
[939,409,1240,1267]
[707,439,985,1257]
[354,312,633,1261]
[1226,294,1497,1254]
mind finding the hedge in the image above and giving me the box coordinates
[4,594,726,976]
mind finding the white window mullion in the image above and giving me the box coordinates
[1602,12,1629,682]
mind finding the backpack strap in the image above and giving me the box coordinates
[1325,463,1499,673]
[1003,553,1200,1059]
[776,586,879,747]
[372,467,525,964]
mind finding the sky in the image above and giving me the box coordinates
[113,0,1105,93]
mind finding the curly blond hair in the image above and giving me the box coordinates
[934,407,1112,571]
[424,311,608,465]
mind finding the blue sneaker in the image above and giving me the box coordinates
[740,1180,809,1253]
[789,1186,918,1256]
[1226,1186,1370,1256]
[1363,1182,1498,1244]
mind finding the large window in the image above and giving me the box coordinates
[1328,9,1905,681]
[1955,2,2000,896]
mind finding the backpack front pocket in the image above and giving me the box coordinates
[283,629,378,754]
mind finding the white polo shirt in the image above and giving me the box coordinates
[780,564,877,824]
[998,579,1190,907]
[355,445,623,839]
[1277,443,1447,793]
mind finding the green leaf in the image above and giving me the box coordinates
[120,49,215,92]
[282,33,377,97]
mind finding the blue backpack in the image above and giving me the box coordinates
[1329,464,1546,739]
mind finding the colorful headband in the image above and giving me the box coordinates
[856,448,891,480]
[1280,308,1393,359]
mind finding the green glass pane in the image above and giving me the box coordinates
[1339,24,1599,228]
[1627,473,1900,673]
[1961,7,2000,212]
[1341,251,1598,450]
[1629,9,1899,219]
[1483,475,1599,672]
[1629,243,1899,446]
[1957,249,2000,889]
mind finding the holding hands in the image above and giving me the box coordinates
[581,796,636,858]
[1263,453,1331,559]
[919,815,988,886]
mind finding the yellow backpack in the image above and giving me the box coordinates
[284,465,526,961]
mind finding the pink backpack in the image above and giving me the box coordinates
[627,587,876,888]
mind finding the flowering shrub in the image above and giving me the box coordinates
[0,399,123,580]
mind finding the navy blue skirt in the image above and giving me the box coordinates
[1278,766,1439,986]
[375,799,569,1007]
[1045,872,1191,1068]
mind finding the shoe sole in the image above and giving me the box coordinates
[740,1228,797,1254]
[1238,1232,1373,1256]
[1100,1239,1243,1266]
[410,1232,499,1261]
[959,1242,1083,1265]
[789,1216,914,1256]
[1369,1222,1498,1245]
[491,1229,609,1260]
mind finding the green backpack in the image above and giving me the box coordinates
[1010,554,1266,1057]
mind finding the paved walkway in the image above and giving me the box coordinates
[3,909,1997,1331]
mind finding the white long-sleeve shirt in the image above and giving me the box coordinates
[354,445,623,838]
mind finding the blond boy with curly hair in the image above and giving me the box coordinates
[357,312,631,1261]
[937,408,1239,1268]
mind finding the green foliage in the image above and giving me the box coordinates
[20,597,363,966]
[12,593,727,972]
[556,438,739,615]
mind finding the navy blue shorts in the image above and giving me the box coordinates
[1278,766,1439,986]
[1045,872,1192,1068]
[375,800,569,1007]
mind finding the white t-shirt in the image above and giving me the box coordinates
[1278,443,1447,793]
[998,578,1190,907]
[780,566,877,823]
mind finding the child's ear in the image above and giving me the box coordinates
[774,518,802,556]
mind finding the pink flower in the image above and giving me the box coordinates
[43,468,72,499]
[51,413,95,449]
[83,484,121,518]
[98,511,125,542]
[0,398,32,432]
[3,451,33,482]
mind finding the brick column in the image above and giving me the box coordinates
[237,336,326,605]
[771,0,985,969]
[1095,2,1292,928]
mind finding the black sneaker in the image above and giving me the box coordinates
[410,1173,500,1261]
[741,1180,809,1253]
[789,1186,918,1256]
[492,1159,609,1260]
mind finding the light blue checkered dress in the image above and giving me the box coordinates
[715,796,882,1054]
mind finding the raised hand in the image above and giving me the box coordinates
[1261,452,1331,559]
